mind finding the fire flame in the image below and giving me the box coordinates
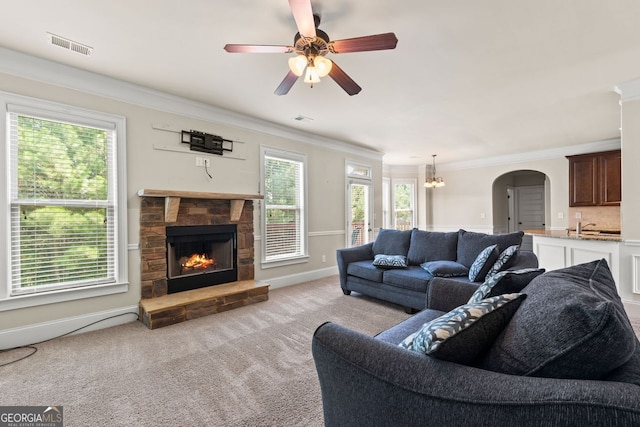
[182,253,215,270]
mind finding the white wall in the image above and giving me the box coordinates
[0,50,383,338]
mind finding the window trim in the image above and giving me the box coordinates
[0,91,128,311]
[391,178,417,230]
[346,161,372,181]
[382,177,391,229]
[346,160,374,247]
[260,146,308,267]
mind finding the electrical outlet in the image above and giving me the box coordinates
[195,157,203,167]
[204,158,211,167]
[558,212,564,219]
[321,255,326,263]
[575,211,582,219]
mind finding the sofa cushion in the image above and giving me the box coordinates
[382,267,432,293]
[372,228,412,257]
[372,254,408,269]
[468,244,499,282]
[347,260,384,282]
[604,337,640,387]
[420,260,469,278]
[399,293,526,365]
[375,308,446,345]
[486,245,520,277]
[468,268,545,303]
[407,229,458,265]
[456,229,524,268]
[479,260,637,379]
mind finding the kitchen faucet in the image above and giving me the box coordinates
[576,222,596,233]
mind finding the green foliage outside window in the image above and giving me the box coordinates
[264,156,300,224]
[14,115,111,288]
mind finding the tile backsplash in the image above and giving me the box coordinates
[568,206,620,231]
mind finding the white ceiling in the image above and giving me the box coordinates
[1,0,639,165]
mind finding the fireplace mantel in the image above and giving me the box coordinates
[137,189,263,222]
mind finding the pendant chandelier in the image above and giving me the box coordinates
[424,154,445,188]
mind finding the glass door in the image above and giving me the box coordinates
[348,181,373,247]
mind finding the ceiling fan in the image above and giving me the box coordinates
[223,0,398,96]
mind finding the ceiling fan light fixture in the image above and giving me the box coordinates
[224,0,397,95]
[313,55,332,77]
[288,55,307,76]
[303,65,321,84]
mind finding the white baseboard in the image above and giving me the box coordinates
[258,266,338,290]
[623,299,640,319]
[0,305,139,350]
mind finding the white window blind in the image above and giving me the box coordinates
[9,110,118,296]
[262,150,306,262]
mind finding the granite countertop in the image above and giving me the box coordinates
[525,229,622,242]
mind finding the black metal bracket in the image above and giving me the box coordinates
[181,130,233,156]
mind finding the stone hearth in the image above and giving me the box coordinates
[137,189,267,329]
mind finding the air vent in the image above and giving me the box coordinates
[47,33,93,56]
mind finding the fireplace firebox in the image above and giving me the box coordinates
[166,224,237,294]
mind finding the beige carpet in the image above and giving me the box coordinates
[0,276,410,427]
[2,277,640,427]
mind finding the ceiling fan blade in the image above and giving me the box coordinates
[330,32,398,53]
[275,71,299,96]
[289,0,316,38]
[224,44,293,53]
[328,61,362,96]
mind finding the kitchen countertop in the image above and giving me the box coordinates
[525,229,622,242]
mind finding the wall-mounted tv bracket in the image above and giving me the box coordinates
[181,130,234,156]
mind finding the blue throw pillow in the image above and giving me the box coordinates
[399,293,527,365]
[456,229,524,268]
[420,260,469,277]
[486,245,520,277]
[468,244,499,282]
[468,268,545,303]
[372,254,407,269]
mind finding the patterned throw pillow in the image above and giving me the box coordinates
[486,245,519,277]
[468,268,545,303]
[420,260,469,277]
[372,254,408,269]
[399,293,526,365]
[468,244,499,282]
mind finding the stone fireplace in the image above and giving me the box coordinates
[137,189,268,329]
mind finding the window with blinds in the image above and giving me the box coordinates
[8,106,119,296]
[393,180,416,230]
[261,148,307,263]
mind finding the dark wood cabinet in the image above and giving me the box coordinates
[567,150,621,207]
[599,150,622,205]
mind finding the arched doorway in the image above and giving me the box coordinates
[492,170,549,251]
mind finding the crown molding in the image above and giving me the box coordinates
[0,47,383,161]
[615,79,640,103]
[439,138,621,172]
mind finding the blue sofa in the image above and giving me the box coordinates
[313,260,640,426]
[337,228,538,312]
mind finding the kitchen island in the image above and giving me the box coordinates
[526,229,621,286]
